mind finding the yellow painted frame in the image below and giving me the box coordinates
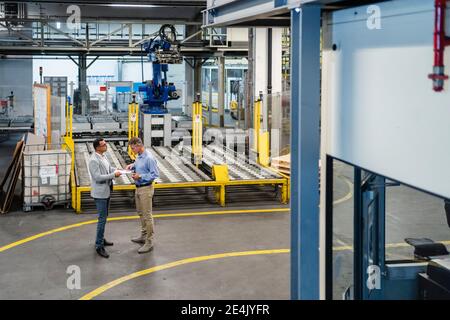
[253,99,261,153]
[73,175,288,213]
[258,131,270,167]
[127,102,139,160]
[69,104,290,212]
[192,100,203,166]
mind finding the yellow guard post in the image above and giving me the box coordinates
[253,98,270,166]
[212,165,229,207]
[192,97,203,166]
[128,98,139,160]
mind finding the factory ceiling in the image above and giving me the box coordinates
[2,1,206,23]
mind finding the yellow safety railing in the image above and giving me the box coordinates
[62,104,75,171]
[212,165,229,207]
[61,103,77,211]
[69,96,289,213]
[251,98,289,202]
[253,98,270,166]
[63,101,73,139]
[69,104,73,139]
[253,99,261,152]
[128,101,139,159]
[258,131,270,167]
[65,100,69,137]
[192,99,203,166]
[72,177,289,213]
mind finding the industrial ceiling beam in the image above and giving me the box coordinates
[203,0,290,28]
[1,2,205,24]
[0,45,247,57]
[43,21,85,46]
[0,17,203,25]
[0,22,40,45]
[202,0,384,28]
[131,30,159,47]
[89,24,127,47]
[4,0,206,6]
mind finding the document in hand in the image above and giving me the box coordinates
[118,169,133,174]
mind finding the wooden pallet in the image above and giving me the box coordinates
[0,137,25,214]
[271,154,290,176]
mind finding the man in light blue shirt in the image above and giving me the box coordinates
[126,137,159,253]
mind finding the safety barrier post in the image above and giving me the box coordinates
[128,101,138,159]
[65,100,69,137]
[192,94,203,166]
[135,103,139,138]
[212,165,229,207]
[253,99,261,154]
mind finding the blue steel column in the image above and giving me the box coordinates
[290,5,321,300]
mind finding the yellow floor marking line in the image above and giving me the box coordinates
[80,239,450,300]
[0,220,98,253]
[79,249,290,300]
[0,208,289,253]
[154,208,289,218]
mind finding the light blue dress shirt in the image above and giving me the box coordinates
[131,149,159,186]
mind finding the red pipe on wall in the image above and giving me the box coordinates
[429,0,450,91]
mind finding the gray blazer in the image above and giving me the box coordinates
[88,152,116,199]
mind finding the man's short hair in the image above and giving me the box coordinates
[129,137,143,146]
[93,137,105,150]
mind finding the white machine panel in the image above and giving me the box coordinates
[140,112,172,147]
[322,0,450,198]
[151,131,164,138]
[151,118,164,125]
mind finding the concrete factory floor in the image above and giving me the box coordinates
[0,134,449,299]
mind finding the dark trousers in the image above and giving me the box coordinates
[94,198,110,249]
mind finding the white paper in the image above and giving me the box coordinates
[118,169,133,174]
[40,166,56,179]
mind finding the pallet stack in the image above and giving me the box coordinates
[0,136,25,214]
[271,154,290,177]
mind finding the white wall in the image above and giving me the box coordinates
[253,27,283,97]
[254,28,268,97]
[0,59,33,116]
[33,58,78,85]
[322,0,450,199]
[33,58,117,95]
[32,57,185,110]
[121,60,151,83]
[228,28,249,42]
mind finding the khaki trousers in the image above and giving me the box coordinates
[135,185,155,242]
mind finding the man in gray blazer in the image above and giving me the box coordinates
[89,138,121,258]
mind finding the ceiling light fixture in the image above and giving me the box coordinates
[107,4,158,8]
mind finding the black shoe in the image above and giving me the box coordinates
[96,247,109,258]
[103,238,114,246]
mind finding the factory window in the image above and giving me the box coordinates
[226,68,243,79]
[210,68,218,93]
